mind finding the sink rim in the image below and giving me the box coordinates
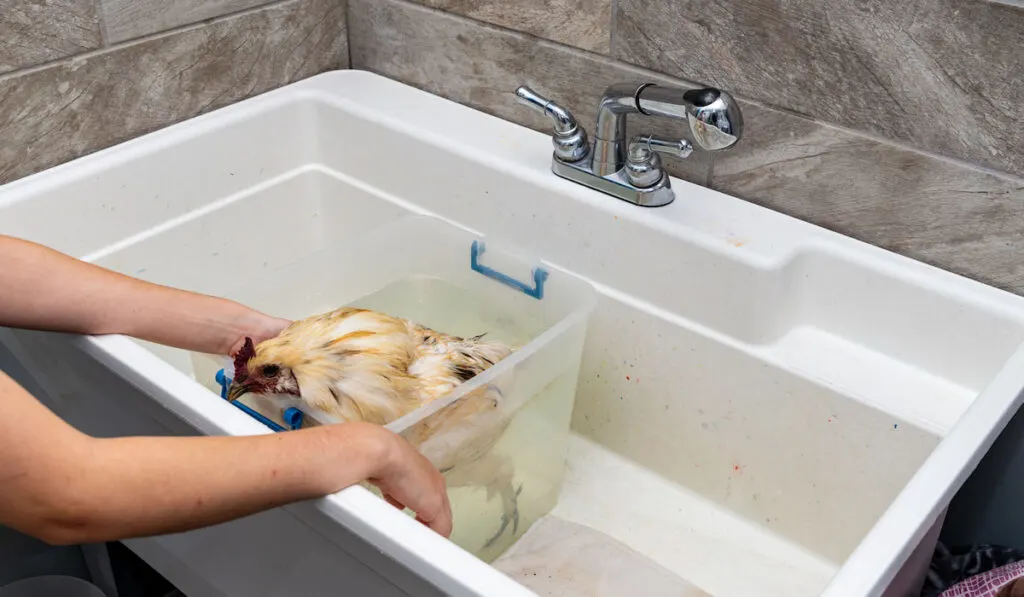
[4,69,1024,596]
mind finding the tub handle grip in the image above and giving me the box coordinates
[215,369,302,432]
[471,240,548,300]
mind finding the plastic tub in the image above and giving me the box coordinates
[206,215,597,559]
[0,576,106,597]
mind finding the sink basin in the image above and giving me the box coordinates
[3,70,1024,597]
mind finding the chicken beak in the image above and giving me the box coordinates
[226,382,248,402]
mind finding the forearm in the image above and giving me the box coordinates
[0,370,386,544]
[51,426,382,544]
[0,235,270,354]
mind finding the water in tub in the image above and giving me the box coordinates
[189,275,578,562]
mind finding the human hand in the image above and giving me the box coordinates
[354,424,453,537]
[225,310,291,356]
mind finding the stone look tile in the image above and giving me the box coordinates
[410,0,612,53]
[0,0,101,75]
[711,101,1024,294]
[352,0,1024,295]
[0,0,347,185]
[614,0,1024,180]
[100,0,278,44]
[348,0,711,185]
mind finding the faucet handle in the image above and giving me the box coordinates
[514,86,573,133]
[514,85,589,163]
[625,134,692,188]
[629,134,693,160]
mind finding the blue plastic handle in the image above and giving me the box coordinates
[471,240,548,300]
[283,407,305,430]
[215,368,302,432]
[230,401,288,432]
[215,369,230,399]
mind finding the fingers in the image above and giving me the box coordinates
[422,469,453,537]
[386,479,452,537]
[378,470,452,536]
[263,316,292,339]
[383,494,406,511]
[228,336,246,357]
[437,494,454,537]
[370,429,454,538]
[417,504,453,537]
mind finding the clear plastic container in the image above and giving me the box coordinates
[214,215,597,559]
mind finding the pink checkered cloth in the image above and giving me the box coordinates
[941,560,1024,596]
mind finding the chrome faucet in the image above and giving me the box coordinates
[514,82,744,207]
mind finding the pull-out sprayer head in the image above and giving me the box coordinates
[680,88,744,151]
[635,84,744,152]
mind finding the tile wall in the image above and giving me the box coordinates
[347,0,1024,294]
[0,0,347,184]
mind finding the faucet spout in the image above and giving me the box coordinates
[593,83,646,176]
[592,82,745,176]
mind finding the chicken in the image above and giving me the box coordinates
[226,306,522,547]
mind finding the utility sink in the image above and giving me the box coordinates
[3,71,1024,597]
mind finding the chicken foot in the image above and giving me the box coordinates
[485,482,522,549]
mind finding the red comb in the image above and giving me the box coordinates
[233,337,256,377]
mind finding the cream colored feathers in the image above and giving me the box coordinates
[227,305,522,547]
[227,306,514,429]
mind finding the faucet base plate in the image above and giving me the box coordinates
[551,157,675,208]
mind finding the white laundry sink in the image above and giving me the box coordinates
[3,70,1024,597]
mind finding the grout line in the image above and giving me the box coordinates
[103,0,286,45]
[0,0,296,84]
[95,0,112,48]
[343,0,353,68]
[371,0,1024,186]
[787,115,1024,185]
[609,0,618,56]
[553,43,1024,186]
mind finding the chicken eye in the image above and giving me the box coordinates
[261,365,280,378]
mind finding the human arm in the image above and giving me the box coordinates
[0,234,287,355]
[0,235,452,542]
[0,371,452,544]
